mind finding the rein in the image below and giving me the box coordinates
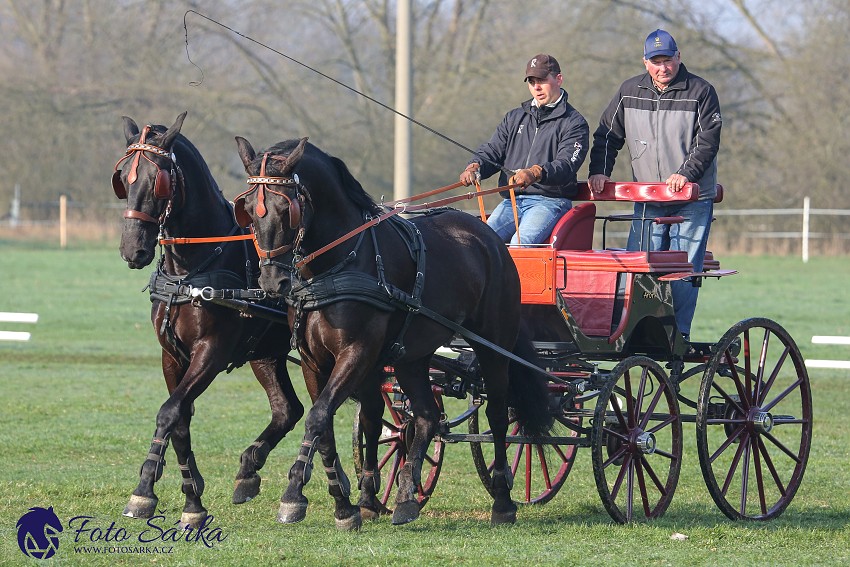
[292,180,521,269]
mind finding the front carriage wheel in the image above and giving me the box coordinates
[352,388,445,510]
[591,356,683,523]
[696,318,812,520]
[468,388,582,505]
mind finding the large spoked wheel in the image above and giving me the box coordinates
[696,318,812,520]
[352,388,445,510]
[469,387,582,505]
[591,356,683,523]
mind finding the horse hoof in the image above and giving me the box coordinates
[123,494,158,519]
[233,475,261,504]
[335,510,362,531]
[277,499,308,524]
[391,500,420,525]
[490,504,517,526]
[360,501,392,521]
[179,509,208,529]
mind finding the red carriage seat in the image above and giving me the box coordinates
[548,202,596,251]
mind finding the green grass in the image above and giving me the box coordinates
[1,245,849,565]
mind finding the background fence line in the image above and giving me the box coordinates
[2,195,849,258]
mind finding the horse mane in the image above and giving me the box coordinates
[145,124,229,209]
[269,139,382,216]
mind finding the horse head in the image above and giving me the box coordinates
[233,136,310,296]
[113,111,186,268]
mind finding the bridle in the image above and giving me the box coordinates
[112,125,181,224]
[234,152,308,265]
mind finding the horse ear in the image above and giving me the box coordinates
[161,111,187,149]
[232,197,253,228]
[285,137,309,170]
[235,137,256,172]
[122,116,139,143]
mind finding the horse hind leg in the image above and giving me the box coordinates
[391,360,439,526]
[233,357,304,504]
[476,351,518,526]
[355,373,391,520]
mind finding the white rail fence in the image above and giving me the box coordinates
[806,336,850,370]
[0,312,39,342]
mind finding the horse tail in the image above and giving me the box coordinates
[507,325,554,438]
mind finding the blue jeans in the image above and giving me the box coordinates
[487,195,572,245]
[626,198,714,337]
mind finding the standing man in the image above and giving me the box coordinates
[588,29,722,339]
[460,53,589,245]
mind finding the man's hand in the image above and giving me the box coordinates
[666,173,688,192]
[587,174,610,194]
[459,163,480,186]
[509,164,543,188]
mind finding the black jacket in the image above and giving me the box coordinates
[469,89,589,199]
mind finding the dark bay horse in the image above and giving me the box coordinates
[232,136,552,527]
[113,112,303,528]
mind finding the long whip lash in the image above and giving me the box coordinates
[182,10,513,176]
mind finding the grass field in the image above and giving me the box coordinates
[1,243,848,566]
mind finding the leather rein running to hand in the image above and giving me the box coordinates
[234,168,522,271]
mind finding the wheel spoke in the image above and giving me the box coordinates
[757,435,788,496]
[636,457,651,517]
[635,366,650,423]
[609,453,632,501]
[709,423,746,464]
[752,435,768,515]
[639,382,668,430]
[377,442,399,469]
[536,444,553,490]
[623,368,636,428]
[739,433,753,515]
[640,454,668,494]
[626,456,635,520]
[763,430,803,463]
[710,380,747,416]
[720,431,748,496]
[647,414,676,435]
[761,379,804,413]
[757,344,790,405]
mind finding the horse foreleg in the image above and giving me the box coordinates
[124,352,183,520]
[233,357,304,504]
[278,365,361,530]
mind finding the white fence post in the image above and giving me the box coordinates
[802,196,810,263]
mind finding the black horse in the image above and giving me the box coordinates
[113,112,303,528]
[232,136,552,527]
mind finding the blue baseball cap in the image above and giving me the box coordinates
[644,29,678,59]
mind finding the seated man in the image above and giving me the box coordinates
[459,53,589,245]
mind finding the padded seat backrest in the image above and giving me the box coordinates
[548,202,596,251]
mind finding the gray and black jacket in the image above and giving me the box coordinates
[588,64,722,200]
[468,89,589,199]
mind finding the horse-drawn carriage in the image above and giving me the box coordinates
[113,114,811,529]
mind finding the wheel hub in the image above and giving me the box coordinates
[752,410,773,433]
[635,431,656,454]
